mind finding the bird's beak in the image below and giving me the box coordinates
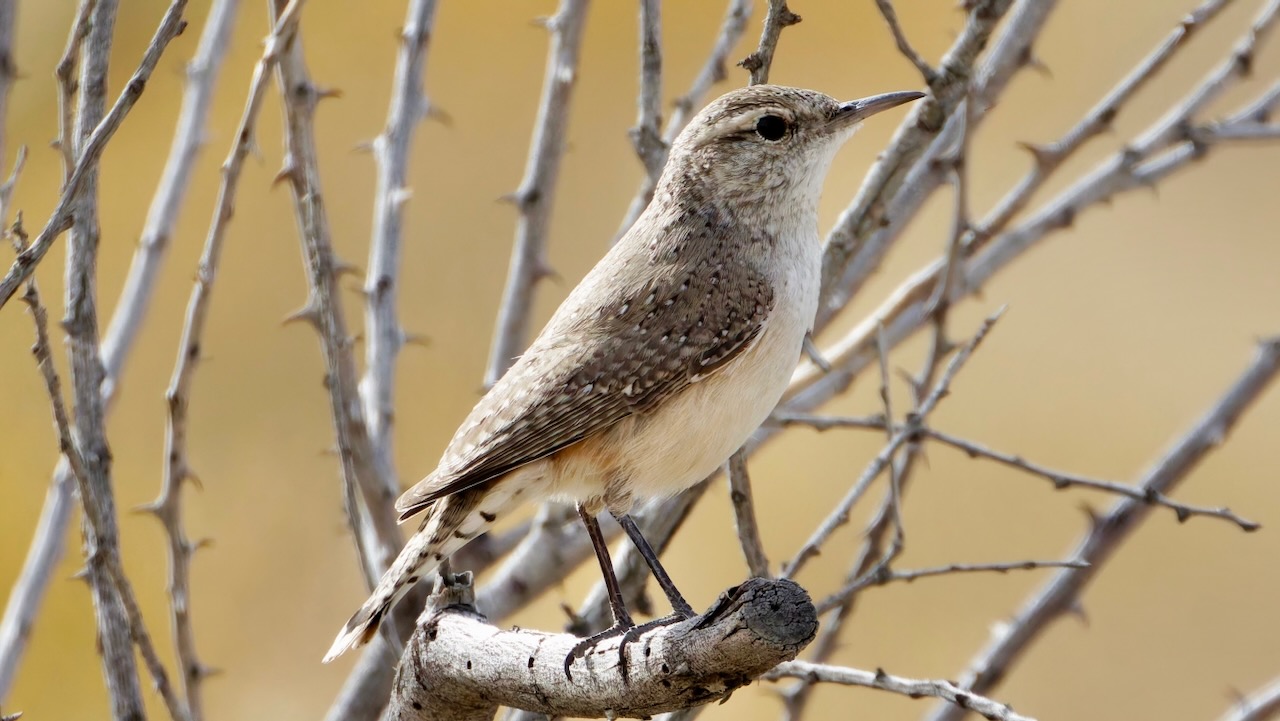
[831,90,926,130]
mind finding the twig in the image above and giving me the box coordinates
[103,0,240,399]
[0,0,191,310]
[271,0,403,589]
[1217,676,1280,721]
[925,428,1260,530]
[924,337,1280,721]
[0,1,239,699]
[727,448,771,578]
[739,0,799,86]
[771,413,1259,530]
[485,0,591,385]
[361,0,439,513]
[874,0,935,83]
[766,661,1036,721]
[782,309,1004,580]
[631,0,664,181]
[61,1,145,717]
[816,0,1014,327]
[789,80,1280,414]
[815,559,1089,613]
[614,0,752,238]
[975,0,1236,243]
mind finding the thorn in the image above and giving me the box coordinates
[423,100,452,127]
[1016,141,1057,170]
[272,161,299,188]
[70,566,90,583]
[133,500,162,517]
[535,261,560,283]
[1025,52,1051,78]
[1079,502,1101,530]
[352,139,375,154]
[390,187,414,207]
[192,537,215,553]
[332,257,362,279]
[402,331,431,348]
[315,85,343,101]
[282,302,321,328]
[1066,597,1089,627]
[184,466,204,491]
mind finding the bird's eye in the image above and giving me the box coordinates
[755,114,788,141]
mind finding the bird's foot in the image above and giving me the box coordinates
[564,620,634,681]
[564,610,696,683]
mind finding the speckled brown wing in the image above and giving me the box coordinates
[395,239,775,520]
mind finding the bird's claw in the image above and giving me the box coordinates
[563,611,695,683]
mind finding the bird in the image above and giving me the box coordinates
[323,84,924,667]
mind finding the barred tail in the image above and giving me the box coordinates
[323,487,506,662]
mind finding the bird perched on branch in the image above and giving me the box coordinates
[324,84,923,671]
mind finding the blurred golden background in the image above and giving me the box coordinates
[1,0,1278,719]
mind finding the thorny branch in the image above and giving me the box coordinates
[874,0,935,83]
[783,309,1005,580]
[1217,677,1280,721]
[727,448,771,579]
[772,413,1260,531]
[0,0,192,310]
[632,0,664,182]
[360,0,440,510]
[272,0,403,590]
[740,0,800,86]
[614,0,752,239]
[486,0,591,385]
[766,661,1036,721]
[0,0,239,699]
[924,337,1280,721]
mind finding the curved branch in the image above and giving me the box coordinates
[388,574,817,720]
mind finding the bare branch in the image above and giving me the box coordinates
[976,0,1237,242]
[1217,677,1280,721]
[815,559,1089,613]
[739,0,800,86]
[614,0,752,238]
[62,1,145,715]
[271,0,402,588]
[816,0,1014,327]
[782,309,1004,579]
[0,1,239,699]
[0,0,192,310]
[388,574,816,720]
[767,661,1036,721]
[361,0,440,513]
[102,0,241,399]
[924,337,1280,721]
[486,0,591,384]
[631,0,664,181]
[925,428,1260,531]
[323,524,531,721]
[727,448,771,578]
[874,0,935,83]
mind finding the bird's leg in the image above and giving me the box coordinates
[565,503,636,680]
[613,512,696,618]
[607,512,700,675]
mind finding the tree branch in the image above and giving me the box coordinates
[360,0,440,511]
[0,0,191,310]
[486,0,590,384]
[739,0,800,86]
[767,661,1036,721]
[271,0,403,589]
[924,337,1280,721]
[388,574,817,720]
[1217,677,1280,721]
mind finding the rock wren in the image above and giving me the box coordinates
[324,85,923,665]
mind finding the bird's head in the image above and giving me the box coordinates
[663,85,924,213]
